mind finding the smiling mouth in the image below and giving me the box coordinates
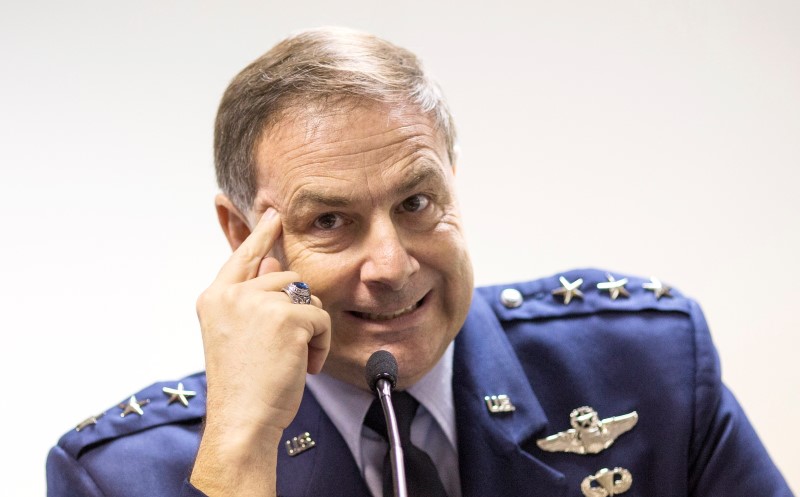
[350,295,426,321]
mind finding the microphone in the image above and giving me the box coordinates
[365,350,398,392]
[365,350,408,497]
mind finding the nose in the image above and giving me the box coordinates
[359,217,419,291]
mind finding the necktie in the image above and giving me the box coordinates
[364,391,449,497]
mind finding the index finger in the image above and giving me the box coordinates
[216,208,282,284]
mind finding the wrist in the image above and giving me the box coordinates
[191,422,280,496]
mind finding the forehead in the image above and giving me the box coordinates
[252,102,450,203]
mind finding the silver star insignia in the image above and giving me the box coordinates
[597,274,630,300]
[537,406,638,455]
[163,382,197,407]
[642,277,672,299]
[75,411,105,432]
[552,276,585,305]
[118,395,150,417]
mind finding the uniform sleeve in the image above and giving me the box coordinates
[687,301,794,496]
[48,444,211,497]
[46,445,105,497]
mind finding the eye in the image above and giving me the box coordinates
[313,213,345,230]
[397,194,430,213]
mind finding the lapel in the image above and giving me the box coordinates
[276,388,372,497]
[454,291,567,497]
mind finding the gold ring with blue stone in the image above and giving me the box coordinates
[282,281,312,304]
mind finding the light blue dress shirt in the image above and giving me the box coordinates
[306,343,461,497]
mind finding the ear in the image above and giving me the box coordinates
[215,194,251,251]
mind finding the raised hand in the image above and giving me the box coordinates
[190,208,331,496]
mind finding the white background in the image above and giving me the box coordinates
[1,0,797,494]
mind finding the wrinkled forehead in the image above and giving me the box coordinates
[265,100,445,153]
[253,101,451,192]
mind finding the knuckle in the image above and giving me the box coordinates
[234,245,260,264]
[195,293,206,312]
[283,271,300,281]
[270,306,295,328]
[195,287,215,311]
[221,284,242,302]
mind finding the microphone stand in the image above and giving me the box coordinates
[376,378,408,497]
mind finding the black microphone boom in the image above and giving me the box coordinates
[364,350,407,497]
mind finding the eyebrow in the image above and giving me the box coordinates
[395,161,444,196]
[290,190,351,209]
[289,161,446,210]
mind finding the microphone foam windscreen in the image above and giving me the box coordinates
[365,350,398,392]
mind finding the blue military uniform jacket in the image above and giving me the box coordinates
[46,269,794,496]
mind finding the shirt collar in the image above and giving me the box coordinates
[406,343,457,449]
[305,342,457,465]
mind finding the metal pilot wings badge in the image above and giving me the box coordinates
[536,406,638,455]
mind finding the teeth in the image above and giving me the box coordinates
[361,302,419,321]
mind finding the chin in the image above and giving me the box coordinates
[322,337,447,391]
[379,340,448,389]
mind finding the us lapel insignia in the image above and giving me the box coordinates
[484,394,516,414]
[536,406,638,454]
[285,431,316,456]
[581,467,632,497]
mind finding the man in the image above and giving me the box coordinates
[47,27,793,497]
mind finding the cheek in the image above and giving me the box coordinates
[426,217,471,271]
[428,225,474,306]
[279,236,309,266]
[280,237,359,302]
[278,237,329,291]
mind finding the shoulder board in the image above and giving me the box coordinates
[57,371,207,459]
[477,268,693,321]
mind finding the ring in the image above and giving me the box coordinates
[282,282,312,305]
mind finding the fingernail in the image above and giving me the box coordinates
[263,207,277,220]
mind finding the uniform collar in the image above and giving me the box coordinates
[453,290,549,448]
[452,289,565,497]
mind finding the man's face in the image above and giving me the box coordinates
[251,102,474,389]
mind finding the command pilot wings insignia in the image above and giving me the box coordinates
[536,406,638,454]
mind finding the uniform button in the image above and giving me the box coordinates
[500,288,523,308]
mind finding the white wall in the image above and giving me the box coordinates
[2,0,797,494]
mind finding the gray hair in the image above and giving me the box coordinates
[214,26,457,213]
